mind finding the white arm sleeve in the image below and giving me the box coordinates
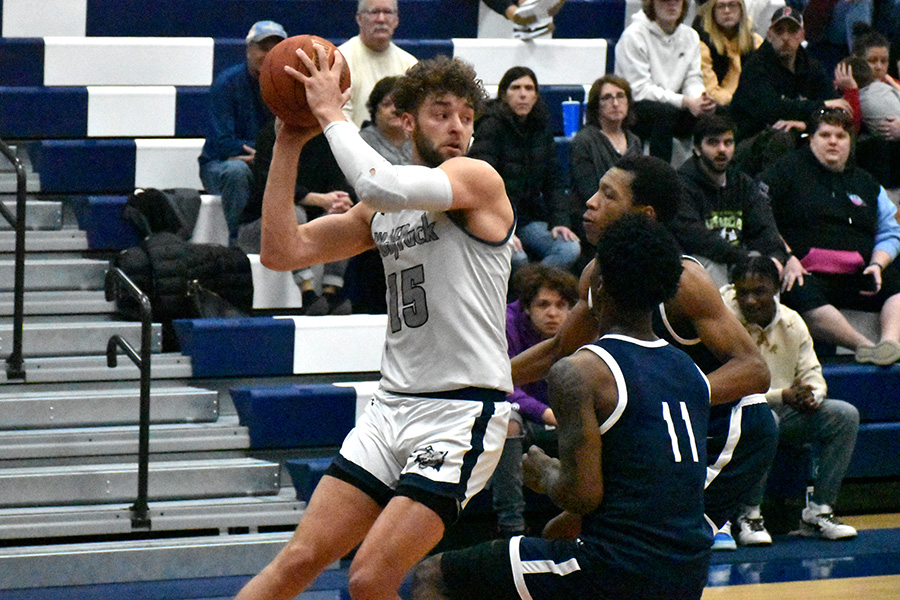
[323,120,453,212]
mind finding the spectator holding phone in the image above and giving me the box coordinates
[760,107,900,364]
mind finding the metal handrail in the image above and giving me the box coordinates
[105,267,153,530]
[0,138,26,380]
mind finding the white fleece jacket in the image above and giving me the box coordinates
[614,10,706,108]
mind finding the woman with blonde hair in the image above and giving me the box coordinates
[694,0,763,105]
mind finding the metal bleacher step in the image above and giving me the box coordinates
[0,385,219,430]
[0,352,193,383]
[0,199,63,230]
[0,289,114,316]
[0,457,281,508]
[0,528,305,590]
[0,257,108,291]
[0,416,250,460]
[0,320,162,358]
[0,229,89,252]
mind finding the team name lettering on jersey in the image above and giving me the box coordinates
[374,214,440,260]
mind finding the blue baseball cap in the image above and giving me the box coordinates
[246,21,287,44]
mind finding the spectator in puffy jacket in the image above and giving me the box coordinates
[469,66,580,273]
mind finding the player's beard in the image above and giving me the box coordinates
[412,127,445,168]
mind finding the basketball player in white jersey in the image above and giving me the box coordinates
[233,51,516,600]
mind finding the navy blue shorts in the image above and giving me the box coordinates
[440,535,706,600]
[705,397,779,528]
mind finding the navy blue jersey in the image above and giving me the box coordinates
[579,334,712,594]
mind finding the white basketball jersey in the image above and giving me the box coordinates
[371,209,514,394]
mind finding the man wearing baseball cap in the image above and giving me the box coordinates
[728,6,852,173]
[199,20,287,240]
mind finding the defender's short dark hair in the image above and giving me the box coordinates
[731,255,780,288]
[692,113,737,147]
[594,213,683,311]
[614,155,683,225]
[511,263,579,309]
[392,55,486,116]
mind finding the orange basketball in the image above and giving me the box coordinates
[259,35,351,127]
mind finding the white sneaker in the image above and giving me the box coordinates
[800,509,858,540]
[513,16,554,39]
[736,514,772,546]
[513,0,567,24]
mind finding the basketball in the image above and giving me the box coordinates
[259,34,351,127]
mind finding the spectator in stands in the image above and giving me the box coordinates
[852,23,900,139]
[359,76,413,165]
[477,0,567,39]
[694,0,764,106]
[722,256,859,543]
[730,7,853,174]
[338,0,418,128]
[842,56,900,137]
[238,124,354,315]
[469,66,580,273]
[615,0,716,163]
[569,75,643,211]
[761,108,900,364]
[198,20,286,240]
[492,263,577,538]
[670,113,793,287]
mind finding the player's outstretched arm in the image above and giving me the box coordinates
[512,262,600,386]
[678,259,770,404]
[260,124,376,272]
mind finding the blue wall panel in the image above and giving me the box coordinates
[34,139,136,194]
[554,0,626,39]
[85,0,476,40]
[172,317,295,377]
[175,87,210,137]
[0,87,88,139]
[0,38,44,86]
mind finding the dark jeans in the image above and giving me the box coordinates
[632,100,697,163]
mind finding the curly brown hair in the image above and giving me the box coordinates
[512,264,579,309]
[392,55,487,117]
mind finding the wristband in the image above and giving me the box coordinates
[869,261,884,270]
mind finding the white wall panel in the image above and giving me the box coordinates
[279,315,387,375]
[1,0,86,37]
[452,38,607,87]
[44,38,214,86]
[87,86,176,137]
[134,138,204,189]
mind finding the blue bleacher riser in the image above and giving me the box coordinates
[846,422,900,479]
[173,317,296,377]
[30,139,136,194]
[175,87,212,137]
[230,384,356,449]
[285,457,336,501]
[69,196,143,250]
[0,38,43,86]
[542,86,586,137]
[822,363,900,422]
[0,87,87,138]
[83,0,478,40]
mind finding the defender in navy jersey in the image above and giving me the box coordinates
[234,55,516,600]
[412,215,711,600]
[511,155,775,542]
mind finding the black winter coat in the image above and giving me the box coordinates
[468,98,569,228]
